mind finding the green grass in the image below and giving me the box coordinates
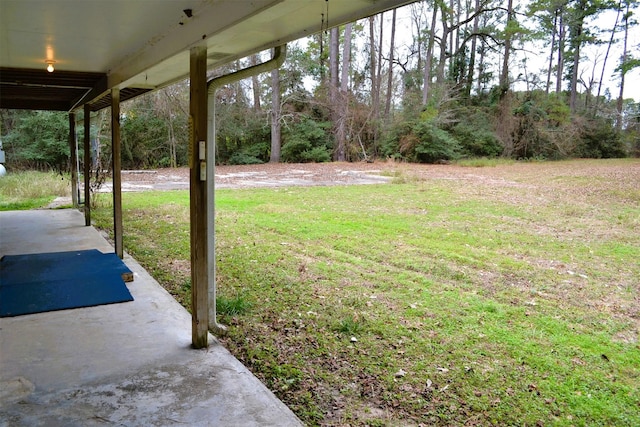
[0,170,70,210]
[91,160,640,426]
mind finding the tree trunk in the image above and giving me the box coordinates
[329,26,340,160]
[423,5,438,104]
[569,1,587,112]
[250,54,261,112]
[596,2,621,105]
[269,67,281,163]
[411,3,425,71]
[556,9,565,94]
[449,0,455,65]
[329,26,340,93]
[384,8,397,121]
[369,16,379,118]
[499,0,514,97]
[377,13,384,115]
[546,10,558,94]
[466,0,480,98]
[616,1,630,131]
[341,24,352,93]
[476,15,488,95]
[167,116,176,168]
[437,6,450,85]
[336,23,352,162]
[319,32,326,84]
[451,0,460,72]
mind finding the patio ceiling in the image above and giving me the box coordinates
[0,0,415,112]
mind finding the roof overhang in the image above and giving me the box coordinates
[1,0,416,112]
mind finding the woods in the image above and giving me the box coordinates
[2,0,639,170]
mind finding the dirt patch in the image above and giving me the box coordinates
[113,159,639,196]
[108,162,398,192]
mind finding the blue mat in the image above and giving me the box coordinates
[0,249,134,317]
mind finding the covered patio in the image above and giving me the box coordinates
[0,209,302,425]
[1,0,415,423]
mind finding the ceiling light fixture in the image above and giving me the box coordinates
[45,60,55,72]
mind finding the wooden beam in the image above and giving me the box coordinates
[69,112,78,207]
[111,88,123,259]
[83,104,91,226]
[189,46,209,349]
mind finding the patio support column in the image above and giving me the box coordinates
[189,45,209,348]
[111,88,124,259]
[83,104,91,226]
[69,112,78,207]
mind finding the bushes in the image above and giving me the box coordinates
[452,109,503,157]
[412,121,462,163]
[576,118,627,158]
[281,118,331,163]
[228,143,268,165]
[382,119,472,164]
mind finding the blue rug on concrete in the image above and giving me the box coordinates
[0,249,133,317]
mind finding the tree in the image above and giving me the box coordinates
[1,110,70,171]
[270,67,282,162]
[466,0,481,97]
[335,23,353,161]
[250,54,262,112]
[566,0,609,112]
[500,0,515,96]
[329,26,341,160]
[384,8,397,121]
[616,0,640,129]
[596,1,622,105]
[422,3,439,103]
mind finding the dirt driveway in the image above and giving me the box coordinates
[98,159,638,197]
[108,162,394,192]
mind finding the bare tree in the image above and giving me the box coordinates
[250,54,262,111]
[336,23,353,161]
[499,0,514,96]
[466,0,481,97]
[423,3,439,104]
[569,0,587,112]
[384,8,397,121]
[546,8,559,93]
[270,66,281,162]
[596,1,622,105]
[329,26,341,160]
[369,16,380,120]
[616,0,633,130]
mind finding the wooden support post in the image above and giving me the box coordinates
[111,88,124,259]
[189,45,209,348]
[69,112,78,207]
[83,104,91,226]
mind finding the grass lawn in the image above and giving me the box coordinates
[0,170,71,210]
[90,159,639,426]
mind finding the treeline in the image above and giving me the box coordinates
[1,0,639,171]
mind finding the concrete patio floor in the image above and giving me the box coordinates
[0,209,302,426]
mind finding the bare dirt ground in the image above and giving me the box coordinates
[114,162,396,191]
[114,159,640,199]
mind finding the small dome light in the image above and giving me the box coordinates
[45,60,55,72]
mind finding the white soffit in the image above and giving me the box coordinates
[1,0,415,97]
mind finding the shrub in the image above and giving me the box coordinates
[228,143,268,165]
[412,121,462,163]
[452,122,503,158]
[281,118,331,163]
[228,152,264,165]
[576,119,627,158]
